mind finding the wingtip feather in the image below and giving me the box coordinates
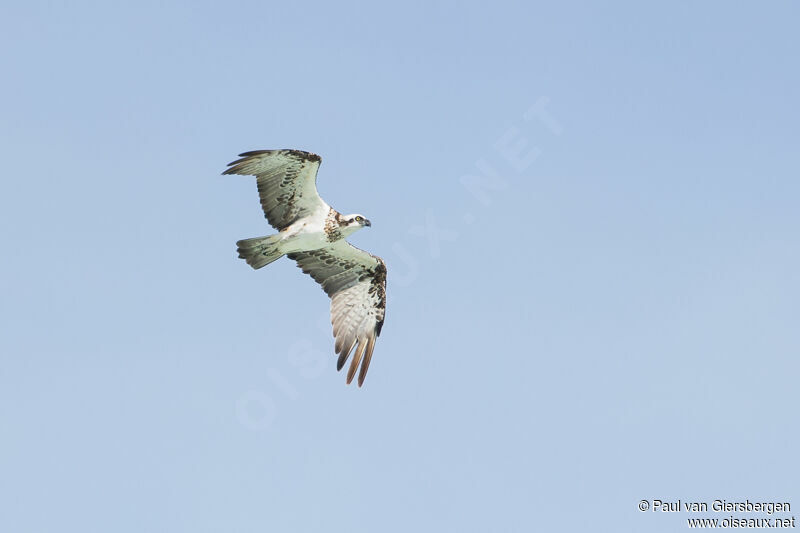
[337,337,357,371]
[357,336,376,387]
[346,340,367,385]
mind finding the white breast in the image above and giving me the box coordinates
[278,206,332,253]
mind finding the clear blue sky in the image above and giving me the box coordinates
[1,1,798,532]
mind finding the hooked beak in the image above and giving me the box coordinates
[363,219,372,227]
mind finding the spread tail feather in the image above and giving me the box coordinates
[236,235,284,269]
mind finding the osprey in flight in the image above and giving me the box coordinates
[224,149,387,387]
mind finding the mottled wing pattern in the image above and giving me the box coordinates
[287,240,387,387]
[223,149,328,231]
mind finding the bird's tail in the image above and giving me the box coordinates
[236,234,284,269]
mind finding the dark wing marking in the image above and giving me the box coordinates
[223,149,328,231]
[287,240,387,387]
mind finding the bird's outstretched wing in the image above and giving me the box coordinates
[223,149,328,231]
[287,240,387,387]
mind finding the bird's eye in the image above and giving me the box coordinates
[355,216,363,222]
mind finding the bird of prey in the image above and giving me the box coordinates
[224,149,387,387]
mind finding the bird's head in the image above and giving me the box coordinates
[341,214,371,234]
